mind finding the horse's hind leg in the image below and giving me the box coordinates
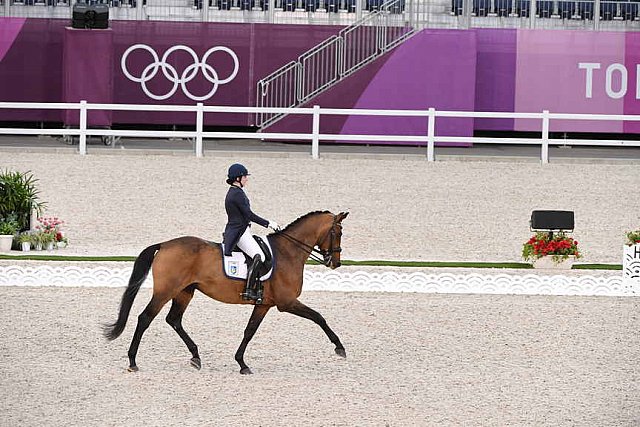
[127,297,165,372]
[279,299,346,358]
[235,305,271,375]
[166,286,201,370]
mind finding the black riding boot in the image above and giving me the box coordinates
[241,255,263,303]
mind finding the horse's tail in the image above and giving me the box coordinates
[103,243,161,341]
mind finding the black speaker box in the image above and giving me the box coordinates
[72,3,109,29]
[530,210,575,231]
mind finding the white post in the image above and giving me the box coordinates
[427,107,435,162]
[311,105,320,159]
[79,100,87,156]
[195,102,204,158]
[541,109,550,164]
[529,0,537,28]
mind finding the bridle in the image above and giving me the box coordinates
[277,215,342,267]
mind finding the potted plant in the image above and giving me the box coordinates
[522,232,581,269]
[16,232,33,252]
[0,214,19,252]
[32,230,45,251]
[55,231,69,249]
[623,229,640,280]
[0,169,46,233]
[36,216,68,249]
[40,231,55,251]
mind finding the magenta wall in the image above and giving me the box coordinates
[1,18,639,138]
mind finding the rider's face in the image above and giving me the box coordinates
[240,175,249,186]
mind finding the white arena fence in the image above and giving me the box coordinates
[0,265,638,297]
[1,101,640,162]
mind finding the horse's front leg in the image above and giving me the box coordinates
[235,304,271,375]
[279,299,346,358]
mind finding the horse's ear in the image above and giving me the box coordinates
[338,211,349,221]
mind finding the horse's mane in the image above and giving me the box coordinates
[279,210,331,234]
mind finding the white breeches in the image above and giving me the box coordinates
[236,227,265,262]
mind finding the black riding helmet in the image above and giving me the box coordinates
[226,163,250,185]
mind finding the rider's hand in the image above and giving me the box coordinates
[268,221,281,232]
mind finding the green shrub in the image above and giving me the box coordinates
[0,214,19,235]
[0,170,46,231]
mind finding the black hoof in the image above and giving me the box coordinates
[190,358,202,370]
[335,348,346,358]
[127,365,139,372]
[240,367,253,375]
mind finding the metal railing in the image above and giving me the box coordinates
[256,0,413,128]
[2,0,639,31]
[1,101,640,163]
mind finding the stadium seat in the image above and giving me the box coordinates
[494,0,513,16]
[621,0,639,19]
[305,0,320,11]
[557,0,575,18]
[366,0,383,11]
[536,0,554,17]
[451,0,464,14]
[578,0,594,19]
[386,0,405,13]
[517,0,531,17]
[473,0,490,15]
[239,0,254,9]
[600,0,617,19]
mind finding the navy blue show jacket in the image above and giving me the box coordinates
[223,186,269,256]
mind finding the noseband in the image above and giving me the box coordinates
[278,215,342,267]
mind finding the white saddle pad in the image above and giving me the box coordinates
[221,237,274,281]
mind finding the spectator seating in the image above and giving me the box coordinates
[452,0,639,20]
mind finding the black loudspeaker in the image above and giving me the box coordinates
[530,210,575,232]
[72,3,109,29]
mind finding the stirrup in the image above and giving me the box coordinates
[241,288,257,301]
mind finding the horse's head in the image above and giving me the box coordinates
[317,211,349,269]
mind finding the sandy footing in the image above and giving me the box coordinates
[0,287,638,426]
[2,152,639,263]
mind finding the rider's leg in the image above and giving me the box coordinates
[237,228,266,301]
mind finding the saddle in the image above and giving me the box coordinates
[220,235,274,281]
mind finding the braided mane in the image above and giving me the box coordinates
[280,210,331,233]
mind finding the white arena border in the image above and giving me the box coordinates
[0,265,638,297]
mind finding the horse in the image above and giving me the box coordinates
[103,210,349,374]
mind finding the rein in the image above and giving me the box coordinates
[275,216,342,267]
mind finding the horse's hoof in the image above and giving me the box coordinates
[335,348,347,358]
[127,366,139,372]
[240,367,253,375]
[190,358,202,370]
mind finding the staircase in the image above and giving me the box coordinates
[255,0,417,129]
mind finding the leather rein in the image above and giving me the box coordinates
[275,215,342,267]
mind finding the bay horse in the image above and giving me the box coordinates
[103,210,348,374]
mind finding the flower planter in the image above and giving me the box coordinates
[45,242,54,251]
[533,255,576,270]
[20,242,31,252]
[56,241,67,249]
[623,244,640,280]
[0,235,13,252]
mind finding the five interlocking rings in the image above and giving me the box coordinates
[121,44,239,101]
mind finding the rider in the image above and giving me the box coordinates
[223,163,280,301]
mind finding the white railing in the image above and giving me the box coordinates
[1,101,640,162]
[256,0,413,129]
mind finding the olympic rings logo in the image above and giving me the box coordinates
[121,44,239,101]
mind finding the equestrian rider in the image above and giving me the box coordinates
[223,163,280,301]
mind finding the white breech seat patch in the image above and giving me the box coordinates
[221,237,274,281]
